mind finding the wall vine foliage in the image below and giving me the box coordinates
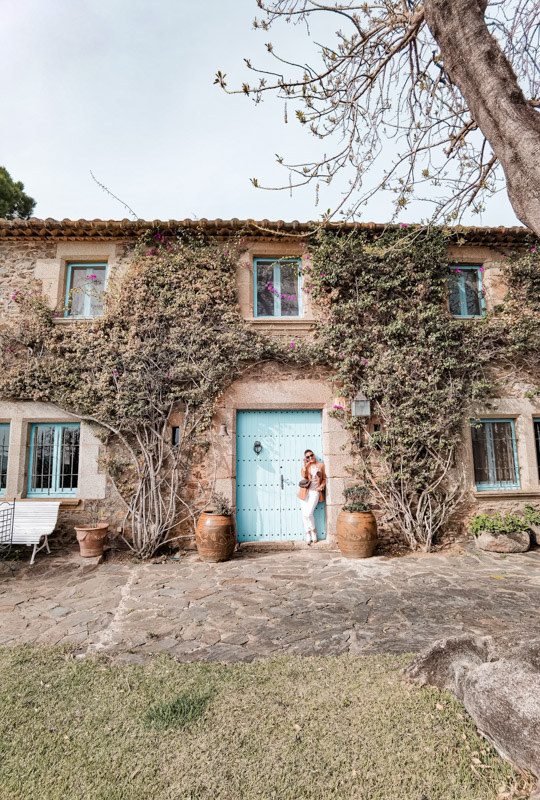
[306,227,540,551]
[0,230,303,558]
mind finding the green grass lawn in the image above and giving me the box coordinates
[0,646,531,800]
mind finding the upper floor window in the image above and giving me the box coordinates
[534,419,540,481]
[254,258,302,318]
[64,262,107,318]
[0,424,9,497]
[470,418,520,491]
[27,423,80,497]
[448,265,485,318]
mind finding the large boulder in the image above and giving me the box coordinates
[404,633,540,786]
[528,523,540,547]
[475,530,530,552]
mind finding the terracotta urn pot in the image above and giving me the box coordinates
[337,510,377,558]
[75,523,109,558]
[195,513,236,562]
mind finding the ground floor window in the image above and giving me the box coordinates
[0,424,9,496]
[534,419,540,482]
[27,423,80,497]
[470,419,520,490]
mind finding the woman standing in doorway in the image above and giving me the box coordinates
[298,449,326,545]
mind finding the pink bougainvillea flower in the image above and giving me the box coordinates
[113,371,119,377]
[455,268,462,273]
[333,404,344,409]
[401,223,407,227]
[449,393,454,398]
[531,248,537,252]
[321,273,325,277]
[290,342,295,348]
[479,266,484,271]
[501,254,505,258]
[340,425,343,428]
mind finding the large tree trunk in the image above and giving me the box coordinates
[424,0,540,236]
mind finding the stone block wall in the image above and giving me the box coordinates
[1,229,539,556]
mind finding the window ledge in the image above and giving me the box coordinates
[474,489,540,499]
[54,318,96,324]
[247,317,317,324]
[4,497,83,508]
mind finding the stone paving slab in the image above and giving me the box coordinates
[0,545,539,663]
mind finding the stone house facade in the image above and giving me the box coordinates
[0,217,539,552]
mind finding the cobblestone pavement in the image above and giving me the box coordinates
[1,547,539,664]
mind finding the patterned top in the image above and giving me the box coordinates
[308,463,322,492]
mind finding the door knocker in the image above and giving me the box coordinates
[253,441,263,455]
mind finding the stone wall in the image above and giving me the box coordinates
[1,231,540,556]
[0,239,56,320]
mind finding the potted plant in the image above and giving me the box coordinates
[74,500,109,558]
[336,485,378,558]
[195,492,236,562]
[470,512,530,553]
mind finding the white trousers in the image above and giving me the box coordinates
[300,489,319,533]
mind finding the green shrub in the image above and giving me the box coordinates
[343,485,370,513]
[524,503,540,526]
[470,512,530,537]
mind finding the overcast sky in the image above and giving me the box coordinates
[1,0,521,226]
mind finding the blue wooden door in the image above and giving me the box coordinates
[236,410,325,541]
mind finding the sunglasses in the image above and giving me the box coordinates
[306,454,315,459]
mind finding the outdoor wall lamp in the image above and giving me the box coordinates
[352,390,371,418]
[218,423,228,436]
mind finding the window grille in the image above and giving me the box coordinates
[0,424,9,497]
[65,262,107,318]
[470,419,520,490]
[254,258,302,318]
[28,424,80,497]
[448,266,485,317]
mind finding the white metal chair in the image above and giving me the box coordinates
[12,501,61,565]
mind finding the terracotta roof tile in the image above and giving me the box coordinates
[0,216,532,244]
